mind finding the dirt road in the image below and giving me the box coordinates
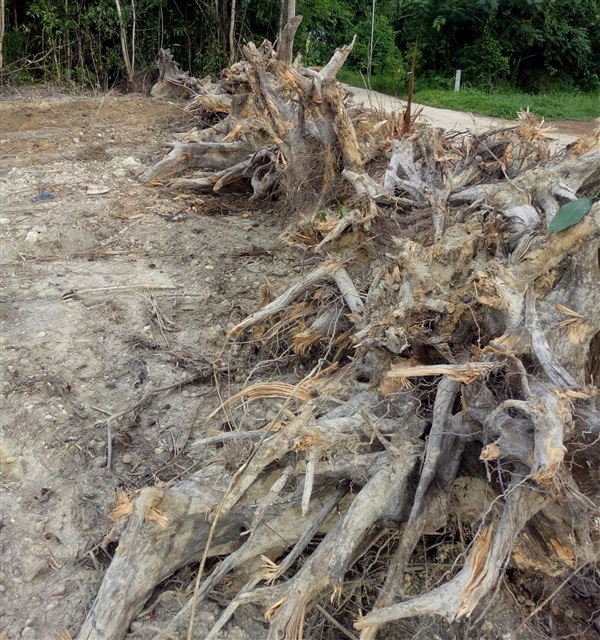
[344,85,593,148]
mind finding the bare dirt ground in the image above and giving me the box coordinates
[0,91,294,639]
[1,90,598,640]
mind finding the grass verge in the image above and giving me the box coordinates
[338,70,599,121]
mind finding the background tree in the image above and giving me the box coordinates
[0,0,598,92]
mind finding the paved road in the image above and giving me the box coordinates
[344,84,581,148]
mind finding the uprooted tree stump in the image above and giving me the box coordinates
[77,20,600,640]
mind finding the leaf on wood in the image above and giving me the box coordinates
[547,198,593,235]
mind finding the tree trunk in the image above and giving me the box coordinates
[0,0,5,71]
[276,15,302,64]
[228,0,237,65]
[114,0,133,81]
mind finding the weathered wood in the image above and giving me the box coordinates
[150,48,206,98]
[276,15,303,64]
[355,483,548,629]
[228,262,339,337]
[319,35,357,80]
[82,30,600,640]
[139,141,250,183]
[76,475,234,640]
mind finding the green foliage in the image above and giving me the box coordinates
[2,0,229,86]
[392,0,600,93]
[460,31,510,89]
[338,68,405,96]
[547,198,595,236]
[347,13,402,75]
[1,0,599,95]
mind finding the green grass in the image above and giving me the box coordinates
[338,69,600,121]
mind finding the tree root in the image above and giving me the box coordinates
[78,29,600,640]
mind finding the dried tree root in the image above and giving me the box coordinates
[355,482,548,630]
[139,141,250,183]
[228,263,339,337]
[77,480,232,640]
[80,27,600,640]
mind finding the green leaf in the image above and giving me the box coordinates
[547,198,593,236]
[339,205,350,217]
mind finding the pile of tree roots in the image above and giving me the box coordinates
[77,21,600,640]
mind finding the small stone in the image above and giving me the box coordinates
[86,184,110,195]
[20,627,35,638]
[123,157,144,178]
[25,229,42,244]
[93,457,106,468]
[0,336,7,346]
[0,218,9,225]
[205,264,214,270]
[37,331,46,338]
[122,454,132,465]
[130,621,143,631]
[52,584,66,596]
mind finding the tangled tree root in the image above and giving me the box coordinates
[77,19,600,640]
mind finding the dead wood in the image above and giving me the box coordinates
[139,141,251,183]
[276,16,303,64]
[150,48,207,98]
[79,24,600,640]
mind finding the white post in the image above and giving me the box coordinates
[368,0,375,82]
[454,69,462,92]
